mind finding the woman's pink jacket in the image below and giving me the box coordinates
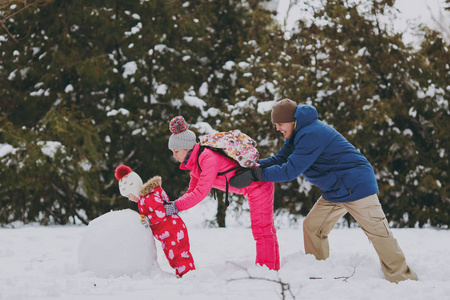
[175,143,249,211]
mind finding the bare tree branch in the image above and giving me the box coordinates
[1,19,17,42]
[426,1,450,43]
[309,266,357,282]
[226,262,296,300]
[0,0,50,42]
[1,0,49,22]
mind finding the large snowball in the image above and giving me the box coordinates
[78,209,160,277]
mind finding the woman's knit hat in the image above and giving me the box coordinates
[115,165,143,198]
[168,116,197,150]
[271,98,298,123]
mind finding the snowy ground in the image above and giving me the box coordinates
[1,198,449,300]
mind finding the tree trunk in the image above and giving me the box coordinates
[216,191,227,228]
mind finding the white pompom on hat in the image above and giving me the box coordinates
[114,165,143,198]
[168,116,197,150]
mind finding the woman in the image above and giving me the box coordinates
[163,116,280,271]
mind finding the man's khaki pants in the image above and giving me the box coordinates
[303,194,418,283]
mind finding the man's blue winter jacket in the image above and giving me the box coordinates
[259,104,379,203]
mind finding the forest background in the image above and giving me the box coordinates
[0,0,448,229]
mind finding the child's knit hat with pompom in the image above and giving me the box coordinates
[114,165,143,198]
[168,116,197,150]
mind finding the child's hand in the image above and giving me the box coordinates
[140,214,150,228]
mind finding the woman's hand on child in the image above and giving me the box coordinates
[164,202,179,216]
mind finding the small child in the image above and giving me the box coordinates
[115,165,195,277]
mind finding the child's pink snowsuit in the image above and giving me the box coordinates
[175,144,280,270]
[139,176,195,277]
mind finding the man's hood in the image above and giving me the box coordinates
[294,104,318,132]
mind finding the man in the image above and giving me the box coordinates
[230,98,418,283]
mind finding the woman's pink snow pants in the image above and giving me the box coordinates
[244,181,280,270]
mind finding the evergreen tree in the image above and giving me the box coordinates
[0,0,281,225]
[193,1,285,225]
[272,0,449,227]
[404,29,449,227]
[1,0,447,228]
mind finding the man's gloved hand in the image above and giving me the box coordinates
[164,201,179,216]
[251,166,263,182]
[229,166,263,189]
[140,214,150,228]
